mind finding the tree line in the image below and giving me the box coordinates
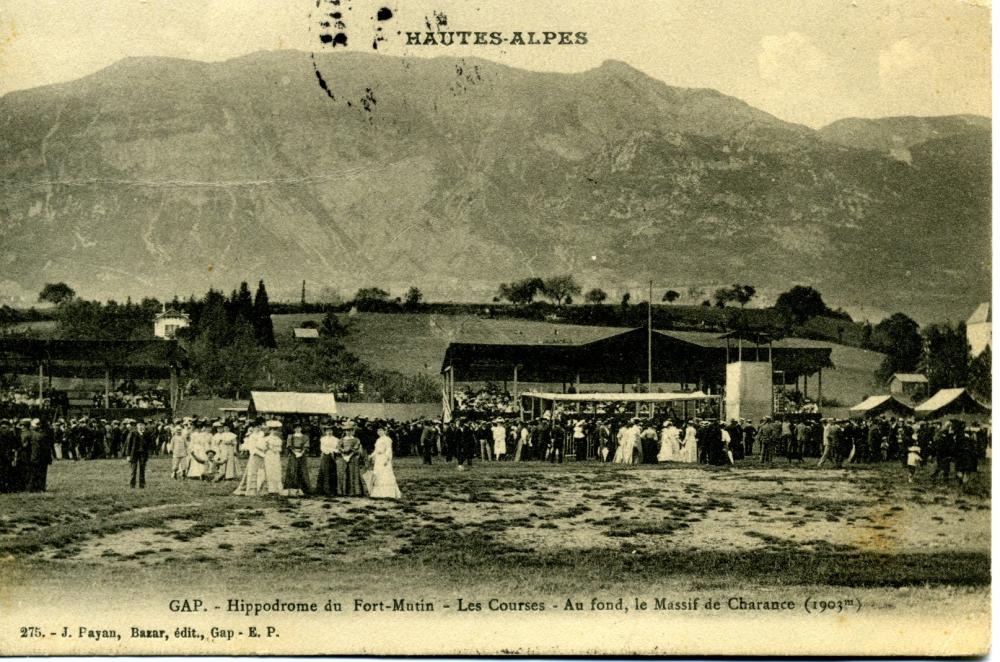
[28,281,437,402]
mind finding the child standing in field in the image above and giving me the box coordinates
[906,441,922,483]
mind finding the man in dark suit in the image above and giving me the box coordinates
[419,421,437,465]
[123,420,154,488]
[26,419,53,492]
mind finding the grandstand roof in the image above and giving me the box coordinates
[0,338,185,378]
[442,326,833,384]
[521,390,717,403]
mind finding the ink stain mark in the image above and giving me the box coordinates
[314,67,335,100]
[326,32,347,47]
[377,7,393,21]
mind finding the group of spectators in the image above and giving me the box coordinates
[453,389,517,416]
[90,390,167,409]
[0,388,65,420]
[816,416,989,483]
[0,408,989,495]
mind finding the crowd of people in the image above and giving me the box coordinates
[91,389,167,409]
[0,409,989,496]
[0,387,67,420]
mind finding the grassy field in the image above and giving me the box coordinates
[0,456,988,586]
[0,456,988,654]
[273,312,884,405]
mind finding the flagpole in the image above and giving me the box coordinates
[647,280,653,414]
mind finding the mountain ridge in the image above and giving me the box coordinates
[0,50,990,323]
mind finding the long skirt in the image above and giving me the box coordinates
[370,461,401,499]
[187,452,206,478]
[283,454,310,495]
[234,455,265,496]
[315,454,337,497]
[217,446,239,479]
[336,456,366,496]
[263,451,283,494]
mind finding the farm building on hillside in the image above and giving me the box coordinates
[154,309,190,339]
[967,302,991,357]
[293,327,320,341]
[888,373,928,401]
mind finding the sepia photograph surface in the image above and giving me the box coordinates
[0,0,992,656]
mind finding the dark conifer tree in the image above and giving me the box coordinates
[253,279,276,348]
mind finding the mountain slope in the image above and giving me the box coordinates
[818,114,990,158]
[0,51,990,322]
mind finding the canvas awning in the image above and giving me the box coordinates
[249,391,337,416]
[520,390,717,403]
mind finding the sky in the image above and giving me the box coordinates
[0,0,991,128]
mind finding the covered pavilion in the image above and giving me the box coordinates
[0,337,186,411]
[441,326,833,418]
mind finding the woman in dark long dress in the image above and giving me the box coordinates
[283,424,311,496]
[315,424,339,497]
[335,421,367,496]
[953,420,979,485]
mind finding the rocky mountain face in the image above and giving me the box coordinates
[0,51,989,322]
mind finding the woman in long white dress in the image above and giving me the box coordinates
[213,422,239,481]
[658,421,679,462]
[369,428,401,499]
[681,421,699,463]
[234,425,267,496]
[186,423,210,479]
[262,421,284,495]
[613,425,627,463]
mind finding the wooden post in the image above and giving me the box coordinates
[818,368,823,412]
[105,368,111,408]
[513,364,519,400]
[169,367,179,411]
[38,362,44,401]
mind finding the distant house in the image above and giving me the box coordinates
[888,373,928,401]
[293,327,320,341]
[153,309,190,339]
[966,302,991,357]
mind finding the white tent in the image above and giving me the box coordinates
[849,394,913,417]
[914,388,989,418]
[249,391,337,416]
